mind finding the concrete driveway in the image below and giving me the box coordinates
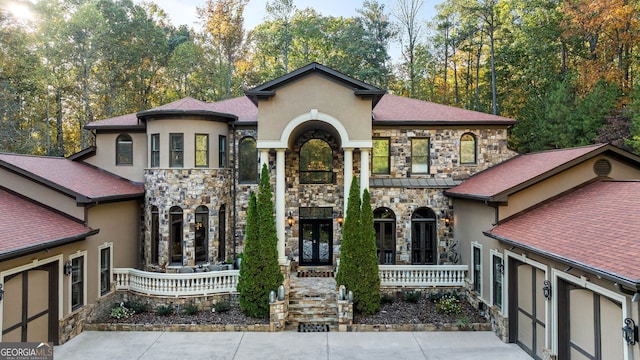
[54,331,532,360]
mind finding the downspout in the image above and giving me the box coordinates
[231,122,237,260]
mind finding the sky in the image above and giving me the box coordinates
[145,0,440,32]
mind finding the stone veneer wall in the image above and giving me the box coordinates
[144,168,232,267]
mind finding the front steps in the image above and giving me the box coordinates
[286,268,338,331]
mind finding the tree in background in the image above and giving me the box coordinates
[395,0,424,97]
[336,177,380,315]
[238,164,283,318]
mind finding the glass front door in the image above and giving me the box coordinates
[300,219,333,266]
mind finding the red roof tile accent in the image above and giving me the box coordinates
[86,112,139,128]
[489,181,640,283]
[0,188,94,256]
[446,144,608,200]
[0,153,143,201]
[206,96,257,122]
[373,94,516,123]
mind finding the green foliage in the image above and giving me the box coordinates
[403,290,422,303]
[110,303,135,319]
[380,293,396,304]
[123,301,148,314]
[183,303,199,315]
[435,294,461,315]
[237,164,283,318]
[336,179,380,315]
[156,304,174,316]
[212,301,231,313]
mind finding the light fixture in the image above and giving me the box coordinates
[623,318,637,345]
[336,216,344,227]
[64,261,73,276]
[444,217,452,227]
[0,284,4,301]
[542,280,552,300]
[287,212,295,228]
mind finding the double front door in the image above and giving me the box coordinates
[299,218,333,266]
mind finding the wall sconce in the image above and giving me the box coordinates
[64,261,73,276]
[0,284,4,301]
[444,217,452,227]
[542,280,552,300]
[623,318,637,345]
[287,211,295,228]
[336,216,344,227]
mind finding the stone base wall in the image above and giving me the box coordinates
[58,291,120,344]
[465,287,509,343]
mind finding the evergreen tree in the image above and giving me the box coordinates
[237,164,283,318]
[357,189,381,315]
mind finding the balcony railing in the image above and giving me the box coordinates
[378,265,468,287]
[113,268,239,296]
[113,265,467,297]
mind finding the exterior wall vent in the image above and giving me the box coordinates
[593,159,612,177]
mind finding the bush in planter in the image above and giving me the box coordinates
[156,304,174,316]
[212,301,231,313]
[435,294,462,315]
[110,303,135,319]
[124,301,148,314]
[183,303,199,315]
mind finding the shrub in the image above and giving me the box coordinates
[435,295,461,315]
[212,301,231,313]
[183,303,199,315]
[110,303,135,319]
[403,290,421,303]
[427,291,444,303]
[124,301,148,314]
[156,304,174,316]
[381,293,395,304]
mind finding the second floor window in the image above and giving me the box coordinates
[411,138,429,174]
[461,133,477,164]
[150,134,160,168]
[170,133,183,167]
[116,134,133,165]
[372,138,390,174]
[239,137,257,183]
[195,134,209,167]
[300,139,333,184]
[219,135,227,168]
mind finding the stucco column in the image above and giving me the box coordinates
[275,148,287,264]
[343,148,353,214]
[259,149,269,172]
[360,148,370,193]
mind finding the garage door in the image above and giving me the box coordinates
[2,262,58,344]
[558,281,623,360]
[510,261,546,359]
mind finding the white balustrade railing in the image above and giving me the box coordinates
[112,265,467,297]
[378,265,468,288]
[113,268,239,296]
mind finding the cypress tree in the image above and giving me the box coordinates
[357,189,380,315]
[335,176,361,302]
[237,164,284,318]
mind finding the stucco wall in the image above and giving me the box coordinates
[84,132,147,182]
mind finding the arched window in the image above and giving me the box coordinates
[411,207,437,264]
[460,133,477,164]
[116,134,133,165]
[169,206,183,264]
[239,137,257,183]
[300,139,333,184]
[218,205,226,262]
[150,206,159,264]
[374,208,396,264]
[195,206,208,263]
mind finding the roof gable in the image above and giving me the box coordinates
[486,180,640,285]
[244,62,386,106]
[445,144,640,201]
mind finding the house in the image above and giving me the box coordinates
[446,144,640,359]
[0,62,522,343]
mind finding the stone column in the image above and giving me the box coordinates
[276,148,287,264]
[343,148,353,213]
[360,148,370,193]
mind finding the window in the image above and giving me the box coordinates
[492,253,503,310]
[411,208,437,264]
[169,133,184,167]
[300,139,333,184]
[150,134,160,168]
[195,206,208,263]
[116,134,133,165]
[239,137,257,183]
[460,133,477,164]
[372,138,390,174]
[218,205,226,262]
[195,134,209,167]
[151,206,159,264]
[70,253,85,311]
[411,138,429,174]
[473,243,482,293]
[170,206,183,264]
[219,135,227,168]
[374,208,396,264]
[99,244,112,296]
